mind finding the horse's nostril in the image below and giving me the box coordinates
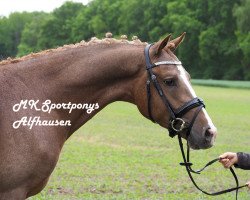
[205,128,216,138]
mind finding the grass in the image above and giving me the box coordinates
[192,79,250,89]
[29,85,250,200]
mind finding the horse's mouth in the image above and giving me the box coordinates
[190,142,214,150]
[189,143,213,150]
[188,136,215,150]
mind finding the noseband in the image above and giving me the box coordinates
[145,44,204,137]
[144,44,247,199]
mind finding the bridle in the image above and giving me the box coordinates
[144,43,247,199]
[145,44,205,137]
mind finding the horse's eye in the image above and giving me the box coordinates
[164,79,175,86]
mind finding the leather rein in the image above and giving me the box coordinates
[144,44,247,199]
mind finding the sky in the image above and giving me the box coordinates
[0,0,90,17]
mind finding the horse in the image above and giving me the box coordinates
[0,33,217,199]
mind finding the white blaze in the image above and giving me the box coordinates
[177,65,216,130]
[202,108,217,130]
[177,65,196,97]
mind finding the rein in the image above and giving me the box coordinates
[178,135,248,199]
[144,44,248,199]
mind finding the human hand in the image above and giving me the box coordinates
[219,152,238,168]
[247,181,250,189]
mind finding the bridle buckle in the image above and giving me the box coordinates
[171,118,185,132]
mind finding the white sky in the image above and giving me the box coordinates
[0,0,90,17]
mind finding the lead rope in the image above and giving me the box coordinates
[178,135,248,199]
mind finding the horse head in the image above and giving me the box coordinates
[134,33,217,150]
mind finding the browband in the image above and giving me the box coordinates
[154,61,182,66]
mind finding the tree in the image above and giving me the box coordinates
[234,0,250,80]
[17,12,49,56]
[0,0,248,80]
[0,12,32,58]
[71,6,93,42]
[38,1,84,49]
[144,0,170,42]
[118,0,146,40]
[161,0,204,77]
[0,17,11,59]
[198,0,242,80]
[72,0,124,41]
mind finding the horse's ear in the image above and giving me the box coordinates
[155,34,172,56]
[167,32,186,51]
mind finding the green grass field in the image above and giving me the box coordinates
[29,85,250,200]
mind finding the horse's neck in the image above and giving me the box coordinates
[17,44,145,135]
[59,44,144,102]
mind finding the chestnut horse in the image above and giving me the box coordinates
[0,33,217,199]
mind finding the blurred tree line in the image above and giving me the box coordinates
[0,0,249,80]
